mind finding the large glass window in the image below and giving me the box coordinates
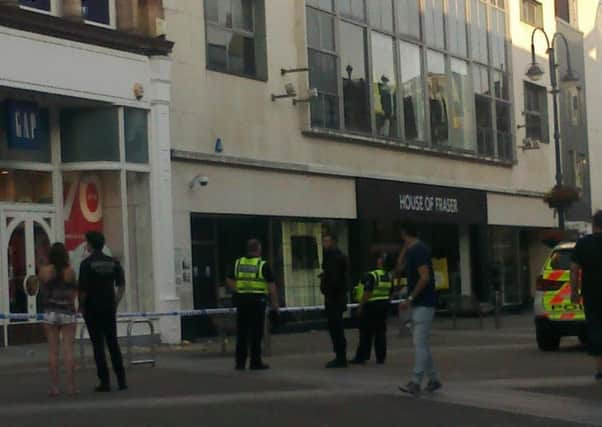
[307,0,334,10]
[450,59,475,151]
[424,0,445,49]
[490,8,507,71]
[339,0,366,21]
[399,41,426,141]
[470,0,489,65]
[204,0,266,80]
[448,0,467,57]
[427,51,448,145]
[474,64,494,156]
[496,101,512,161]
[372,33,398,138]
[0,170,52,203]
[368,0,393,32]
[61,108,120,162]
[307,6,339,129]
[124,108,149,164]
[340,22,370,132]
[524,82,549,144]
[395,0,420,39]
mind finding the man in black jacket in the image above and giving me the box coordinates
[320,233,348,368]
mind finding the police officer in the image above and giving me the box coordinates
[350,253,392,365]
[227,239,279,371]
[78,231,127,392]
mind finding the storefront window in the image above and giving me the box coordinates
[127,172,154,312]
[427,50,449,146]
[63,172,125,305]
[489,227,521,305]
[0,103,51,163]
[399,42,425,141]
[450,59,475,151]
[125,108,149,164]
[0,170,52,203]
[61,108,119,162]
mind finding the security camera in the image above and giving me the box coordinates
[189,175,209,189]
[285,82,296,96]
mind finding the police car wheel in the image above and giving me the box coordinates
[536,328,560,352]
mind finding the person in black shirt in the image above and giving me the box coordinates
[226,239,279,371]
[79,231,127,392]
[320,233,349,368]
[571,211,602,381]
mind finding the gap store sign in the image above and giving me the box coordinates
[6,100,42,150]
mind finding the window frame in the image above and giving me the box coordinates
[204,0,267,81]
[304,0,514,162]
[520,0,543,28]
[19,0,116,28]
[523,81,549,144]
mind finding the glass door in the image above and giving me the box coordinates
[1,212,54,322]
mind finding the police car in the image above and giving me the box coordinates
[534,241,586,351]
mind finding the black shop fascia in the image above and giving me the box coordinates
[351,178,489,300]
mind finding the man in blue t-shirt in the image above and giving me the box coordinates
[397,221,442,395]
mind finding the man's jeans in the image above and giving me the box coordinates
[411,306,438,385]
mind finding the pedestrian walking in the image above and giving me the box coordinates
[571,211,602,381]
[397,221,442,395]
[78,231,128,392]
[320,233,349,368]
[227,239,279,371]
[38,243,79,396]
[350,253,392,365]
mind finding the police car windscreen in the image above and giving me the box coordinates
[549,250,573,271]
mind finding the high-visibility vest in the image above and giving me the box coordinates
[354,269,392,302]
[235,257,268,294]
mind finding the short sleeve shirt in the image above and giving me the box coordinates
[572,234,602,310]
[405,242,436,307]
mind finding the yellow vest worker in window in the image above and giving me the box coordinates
[227,239,279,371]
[351,253,392,365]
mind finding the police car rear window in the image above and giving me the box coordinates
[548,250,573,270]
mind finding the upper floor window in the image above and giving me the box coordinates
[524,82,549,144]
[204,0,268,80]
[19,0,50,12]
[555,0,578,26]
[521,0,543,28]
[82,0,110,25]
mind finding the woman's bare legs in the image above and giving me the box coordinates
[61,323,78,394]
[44,323,60,396]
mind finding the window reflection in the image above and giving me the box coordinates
[399,41,425,141]
[427,51,448,145]
[372,33,398,138]
[448,0,467,56]
[470,0,489,65]
[424,0,445,49]
[395,0,420,38]
[368,0,393,32]
[339,0,366,21]
[340,22,370,132]
[450,59,475,151]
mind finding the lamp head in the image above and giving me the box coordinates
[526,62,546,82]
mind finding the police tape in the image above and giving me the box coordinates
[0,299,407,321]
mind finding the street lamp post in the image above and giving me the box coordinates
[526,28,580,231]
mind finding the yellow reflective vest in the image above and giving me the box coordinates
[354,269,392,302]
[235,257,268,294]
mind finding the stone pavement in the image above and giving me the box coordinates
[0,314,600,427]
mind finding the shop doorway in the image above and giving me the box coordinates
[1,210,54,346]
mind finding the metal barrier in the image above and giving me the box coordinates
[127,319,156,367]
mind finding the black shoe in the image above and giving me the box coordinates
[118,384,129,391]
[95,384,111,392]
[376,360,385,365]
[425,380,442,393]
[250,363,270,371]
[325,359,348,369]
[399,382,420,395]
[349,358,366,365]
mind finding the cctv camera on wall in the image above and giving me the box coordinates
[189,175,209,189]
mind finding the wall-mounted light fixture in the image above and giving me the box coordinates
[293,88,319,106]
[281,67,310,76]
[271,82,297,101]
[189,175,209,189]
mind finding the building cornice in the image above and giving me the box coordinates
[170,149,546,199]
[0,5,173,56]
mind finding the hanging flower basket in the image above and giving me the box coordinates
[543,185,580,210]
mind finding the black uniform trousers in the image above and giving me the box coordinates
[235,294,266,368]
[354,300,389,363]
[84,310,127,387]
[326,300,347,362]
